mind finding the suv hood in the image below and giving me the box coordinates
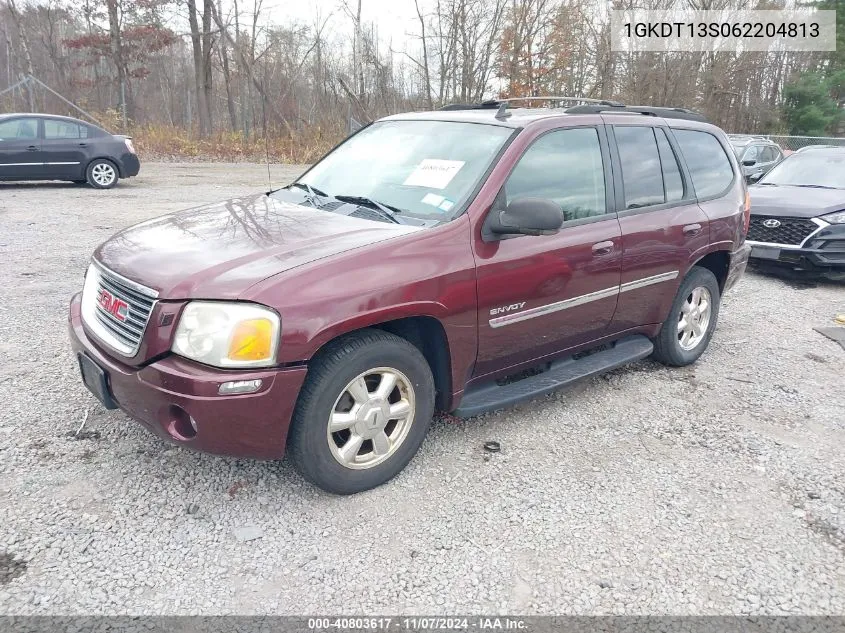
[95,193,421,299]
[749,185,845,219]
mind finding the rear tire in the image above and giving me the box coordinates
[86,159,119,189]
[652,266,721,367]
[288,329,435,495]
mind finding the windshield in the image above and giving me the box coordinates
[296,120,514,219]
[759,151,845,188]
[730,142,747,157]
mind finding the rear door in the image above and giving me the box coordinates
[41,118,90,180]
[0,117,43,180]
[606,121,710,332]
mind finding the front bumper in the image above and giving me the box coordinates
[69,293,307,459]
[725,243,752,291]
[748,222,845,273]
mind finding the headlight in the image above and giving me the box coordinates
[172,302,280,368]
[822,210,845,224]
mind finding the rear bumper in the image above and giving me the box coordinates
[118,153,141,178]
[748,223,845,273]
[68,293,307,459]
[725,243,752,291]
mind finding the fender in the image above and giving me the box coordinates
[281,300,476,405]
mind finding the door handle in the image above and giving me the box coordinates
[591,240,615,256]
[683,223,702,236]
[26,145,38,151]
[78,143,88,147]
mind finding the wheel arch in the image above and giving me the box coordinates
[85,156,123,178]
[306,316,454,412]
[691,249,730,291]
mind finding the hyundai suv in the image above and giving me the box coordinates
[69,99,751,494]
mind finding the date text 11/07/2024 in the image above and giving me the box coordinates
[307,617,528,630]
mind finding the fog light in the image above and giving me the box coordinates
[219,379,262,395]
[167,405,197,440]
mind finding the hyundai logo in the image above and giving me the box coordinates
[762,219,782,228]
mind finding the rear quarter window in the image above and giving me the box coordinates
[673,129,735,199]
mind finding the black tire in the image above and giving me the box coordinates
[652,266,721,367]
[288,329,435,495]
[85,159,119,189]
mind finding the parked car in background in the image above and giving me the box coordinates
[747,146,845,281]
[69,100,751,494]
[0,113,139,189]
[728,134,783,183]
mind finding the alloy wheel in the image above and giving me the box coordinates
[91,163,116,187]
[327,367,416,470]
[677,286,712,351]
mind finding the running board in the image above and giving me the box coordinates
[454,335,654,418]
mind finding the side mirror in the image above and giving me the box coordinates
[742,159,756,167]
[487,198,564,238]
[748,172,764,183]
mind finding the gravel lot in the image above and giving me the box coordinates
[1,163,844,615]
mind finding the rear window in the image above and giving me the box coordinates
[673,129,735,198]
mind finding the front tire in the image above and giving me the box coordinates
[288,329,435,495]
[652,266,721,367]
[86,159,119,189]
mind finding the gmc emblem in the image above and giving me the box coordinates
[98,289,129,322]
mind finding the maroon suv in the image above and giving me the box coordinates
[69,100,751,494]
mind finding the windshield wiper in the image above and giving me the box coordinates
[332,195,403,224]
[288,181,328,196]
[287,181,329,205]
[793,184,838,189]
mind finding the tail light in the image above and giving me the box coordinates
[742,190,751,235]
[124,138,136,154]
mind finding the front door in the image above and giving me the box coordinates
[0,117,43,180]
[473,126,622,378]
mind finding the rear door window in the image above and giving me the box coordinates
[614,126,665,209]
[761,146,779,163]
[655,128,684,202]
[44,120,87,140]
[673,129,735,198]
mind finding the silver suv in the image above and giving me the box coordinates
[728,135,783,183]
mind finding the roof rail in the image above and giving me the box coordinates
[495,96,625,107]
[438,95,623,113]
[438,101,500,111]
[565,104,709,123]
[437,98,709,123]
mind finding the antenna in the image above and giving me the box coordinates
[262,92,272,193]
[495,102,511,120]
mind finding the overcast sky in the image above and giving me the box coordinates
[249,0,425,52]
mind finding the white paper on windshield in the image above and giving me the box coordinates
[403,159,465,189]
[421,193,445,207]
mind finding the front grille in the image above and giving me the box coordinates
[747,216,818,246]
[82,263,157,356]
